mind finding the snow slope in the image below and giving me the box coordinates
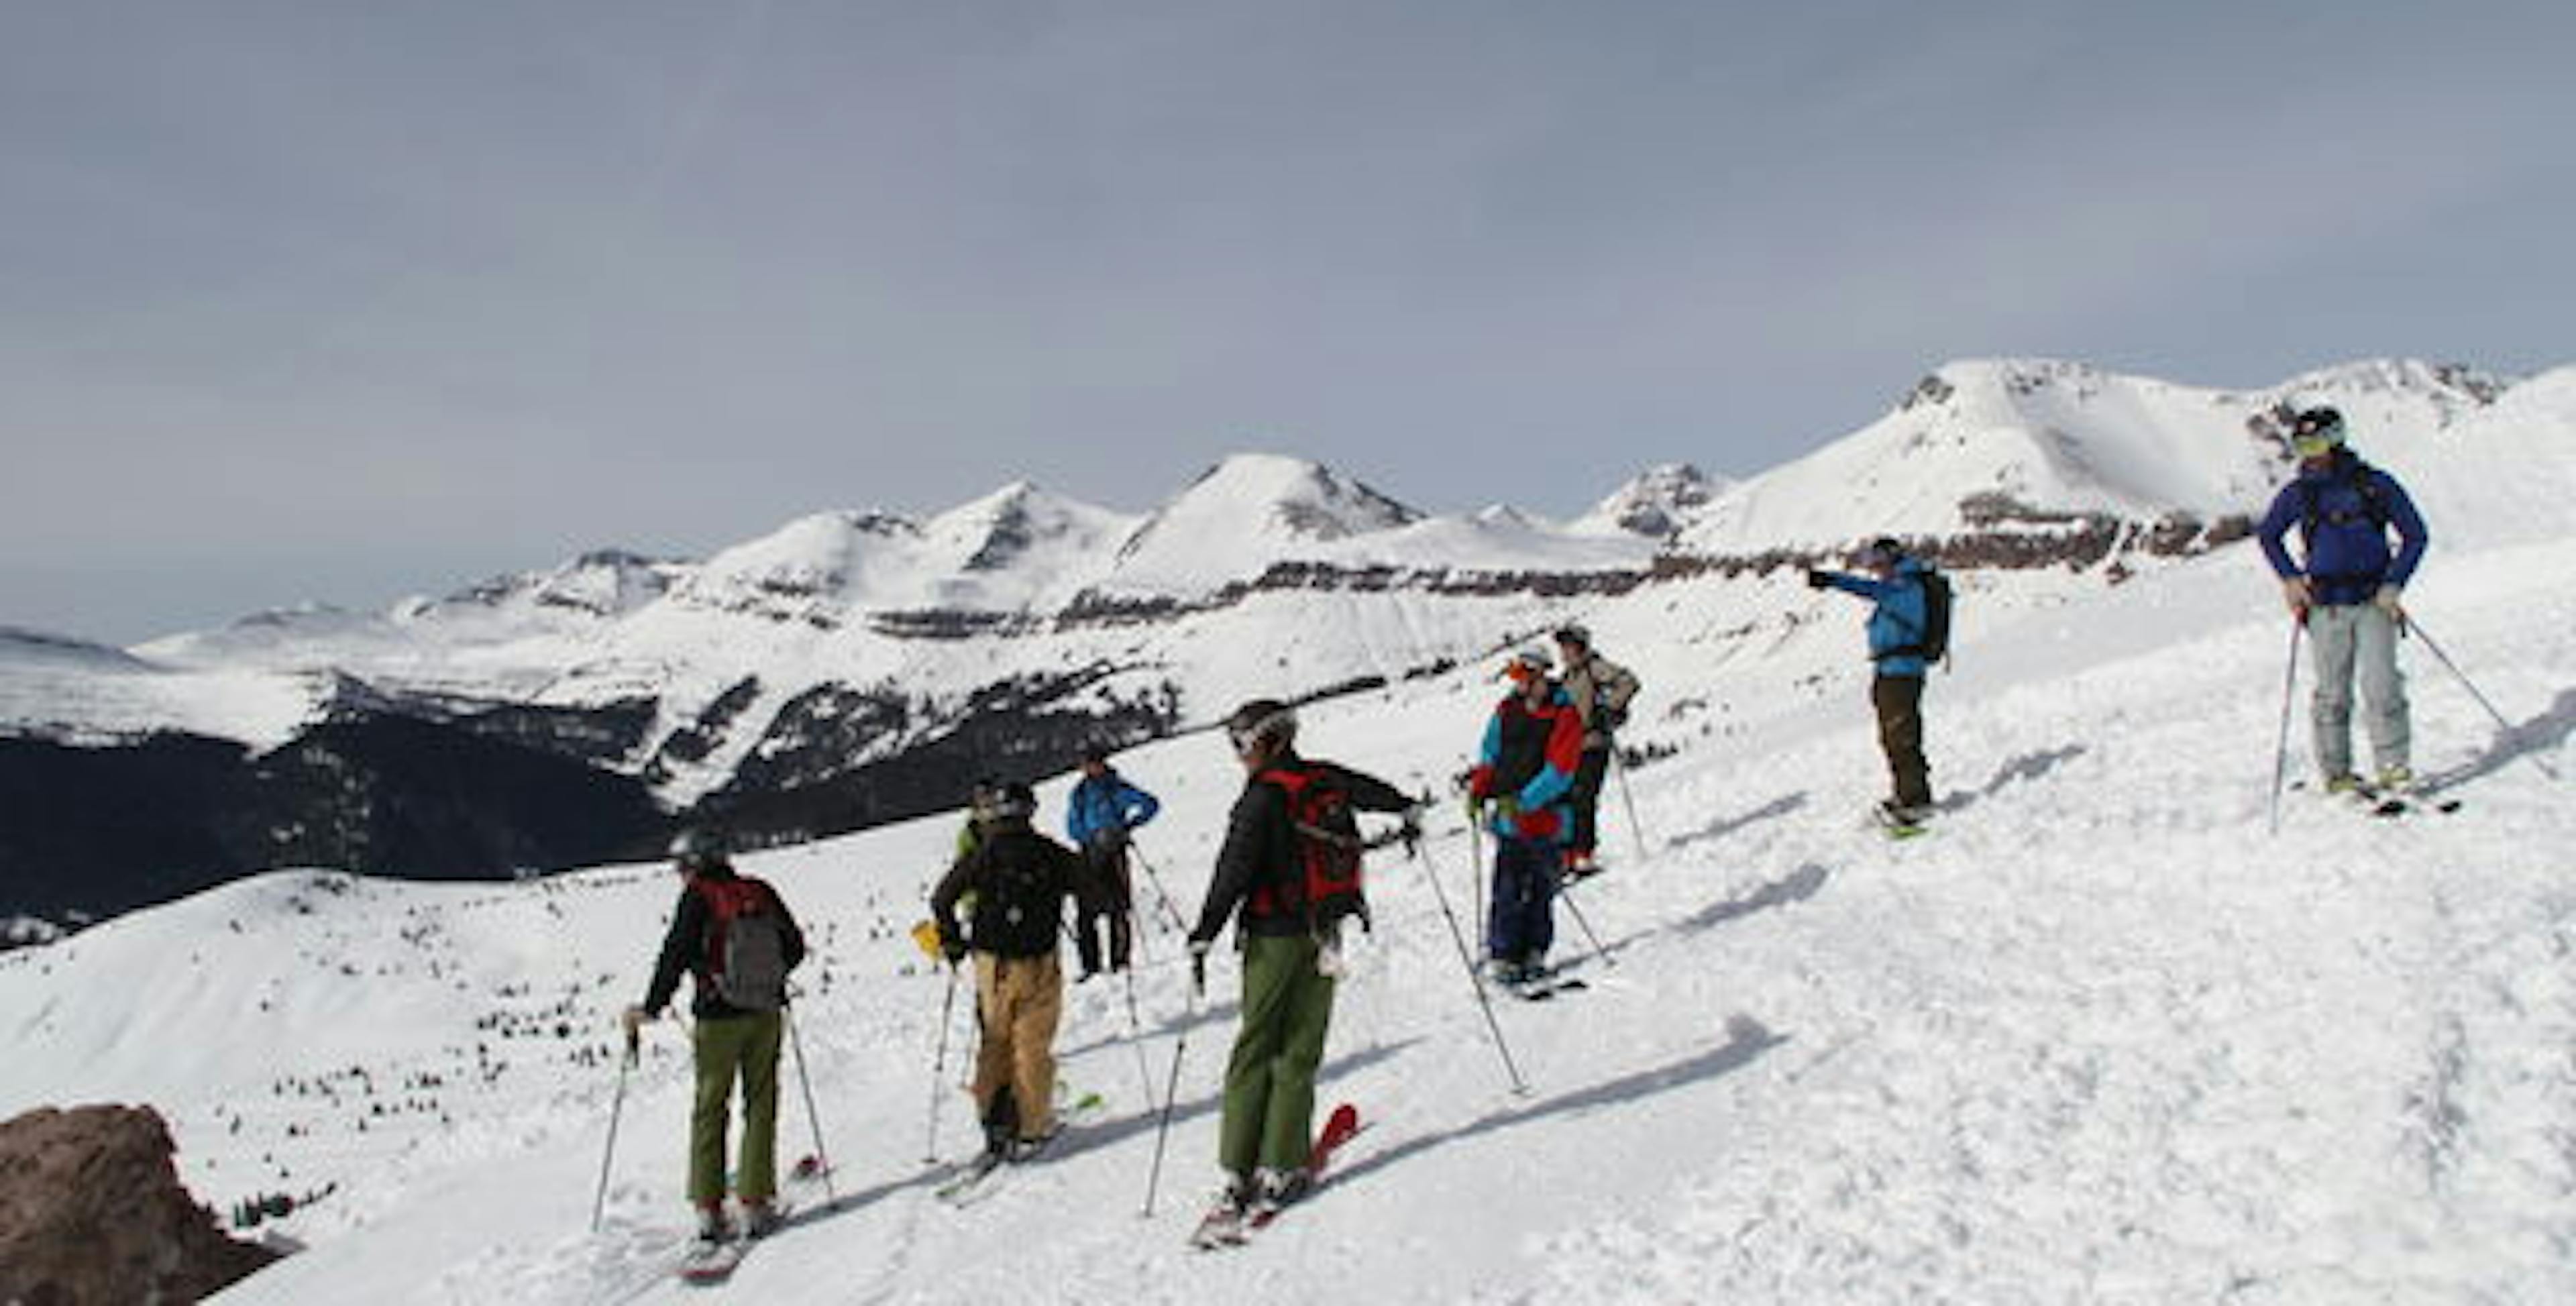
[5,514,2571,1303]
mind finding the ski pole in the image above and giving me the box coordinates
[924,964,960,1164]
[1413,840,1529,1095]
[784,1005,835,1203]
[1611,747,1650,863]
[1141,985,1195,1217]
[2408,617,2563,781]
[590,1024,637,1232]
[1122,969,1159,1123]
[1556,875,1613,970]
[1126,840,1193,935]
[2267,618,2303,836]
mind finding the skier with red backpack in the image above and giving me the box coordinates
[1464,649,1587,987]
[622,828,808,1246]
[1186,700,1417,1232]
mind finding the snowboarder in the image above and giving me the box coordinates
[928,781,1110,1163]
[1551,624,1640,878]
[1065,745,1161,980]
[622,828,808,1244]
[1186,700,1415,1223]
[1807,538,1939,827]
[1464,649,1586,985]
[2255,405,2431,794]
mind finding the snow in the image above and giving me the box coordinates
[5,506,2573,1302]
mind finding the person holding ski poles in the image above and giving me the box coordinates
[1186,699,1415,1231]
[2255,405,2430,795]
[1807,537,1938,830]
[1551,624,1640,879]
[1065,745,1161,981]
[622,828,808,1245]
[929,781,1110,1164]
[1464,649,1586,988]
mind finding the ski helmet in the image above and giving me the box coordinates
[988,781,1038,822]
[667,827,730,872]
[1500,647,1553,684]
[1224,699,1297,756]
[1552,623,1591,650]
[2291,406,2346,457]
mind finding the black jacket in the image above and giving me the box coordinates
[930,820,1106,959]
[642,867,808,1020]
[1190,755,1410,944]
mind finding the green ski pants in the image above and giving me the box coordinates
[689,1010,784,1206]
[1218,933,1336,1176]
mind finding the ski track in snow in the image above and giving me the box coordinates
[4,539,2573,1304]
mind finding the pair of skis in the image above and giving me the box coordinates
[674,1154,832,1285]
[1189,1103,1362,1250]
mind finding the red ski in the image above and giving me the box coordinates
[1248,1102,1362,1229]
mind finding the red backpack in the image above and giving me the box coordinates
[694,877,791,1011]
[1249,764,1371,932]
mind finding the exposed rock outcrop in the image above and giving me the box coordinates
[0,1104,276,1305]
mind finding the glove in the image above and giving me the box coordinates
[1493,795,1523,826]
[1462,792,1484,827]
[2280,576,2312,618]
[619,1005,650,1045]
[938,926,968,965]
[1603,706,1629,732]
[1399,803,1424,852]
[1187,938,1212,997]
[2373,584,2405,622]
[1804,568,1830,590]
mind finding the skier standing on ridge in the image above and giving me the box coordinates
[623,828,808,1245]
[1065,745,1161,980]
[1806,537,1940,828]
[2255,405,2430,795]
[1186,700,1415,1228]
[1551,623,1640,879]
[1464,649,1586,985]
[928,781,1109,1164]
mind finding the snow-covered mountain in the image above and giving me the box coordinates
[6,359,2570,930]
[3,464,2569,1301]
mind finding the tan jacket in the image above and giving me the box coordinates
[1560,650,1640,750]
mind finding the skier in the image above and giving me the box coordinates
[1186,699,1415,1224]
[622,828,808,1244]
[1464,649,1586,985]
[2255,405,2430,794]
[1064,745,1161,981]
[928,781,1109,1163]
[1806,538,1939,828]
[1550,624,1641,879]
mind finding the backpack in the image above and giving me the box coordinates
[1880,569,1953,664]
[696,877,792,1011]
[1250,764,1370,933]
[969,828,1073,957]
[2296,457,2393,544]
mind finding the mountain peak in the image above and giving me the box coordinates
[1585,462,1726,539]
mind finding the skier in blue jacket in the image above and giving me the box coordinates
[1065,745,1161,977]
[1807,538,1937,826]
[2255,406,2430,794]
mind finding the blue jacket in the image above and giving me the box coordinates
[1065,770,1159,847]
[1820,557,1933,678]
[2256,452,2429,606]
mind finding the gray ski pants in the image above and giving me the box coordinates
[2306,602,2410,779]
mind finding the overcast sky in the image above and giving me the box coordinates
[7,1,2571,643]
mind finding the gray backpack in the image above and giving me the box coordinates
[699,878,792,1011]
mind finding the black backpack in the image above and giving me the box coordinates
[696,877,792,1011]
[970,829,1075,957]
[1250,764,1371,933]
[1878,569,1953,664]
[2296,457,2394,545]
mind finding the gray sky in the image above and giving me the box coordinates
[7,1,2571,643]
